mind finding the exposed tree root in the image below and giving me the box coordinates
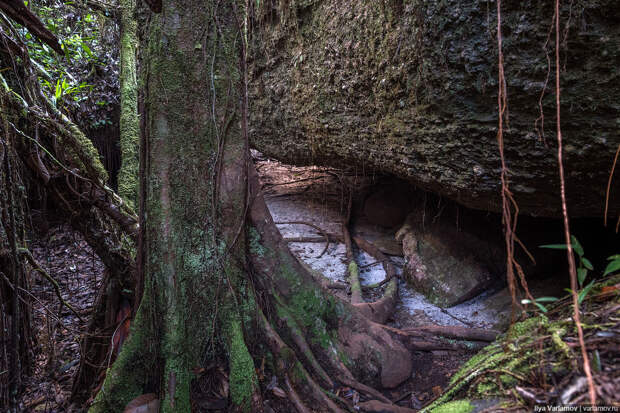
[336,375,392,405]
[391,325,498,342]
[351,236,398,324]
[258,310,346,413]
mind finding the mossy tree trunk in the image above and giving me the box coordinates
[88,1,415,412]
[117,0,139,209]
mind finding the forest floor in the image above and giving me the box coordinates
[18,153,613,412]
[18,224,104,412]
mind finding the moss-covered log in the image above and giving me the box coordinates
[249,0,620,218]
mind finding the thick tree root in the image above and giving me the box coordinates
[258,310,346,413]
[337,375,392,405]
[250,166,413,389]
[273,297,335,389]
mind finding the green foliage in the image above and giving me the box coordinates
[604,254,620,276]
[520,296,558,313]
[20,1,118,128]
[540,235,592,287]
[531,238,617,312]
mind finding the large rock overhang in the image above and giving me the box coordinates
[248,0,620,218]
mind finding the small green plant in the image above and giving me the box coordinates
[521,296,558,313]
[540,235,593,287]
[523,236,603,312]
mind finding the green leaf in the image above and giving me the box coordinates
[607,254,620,261]
[54,80,61,99]
[581,257,593,271]
[534,302,548,313]
[534,297,559,302]
[578,281,596,304]
[521,297,557,313]
[577,268,587,286]
[81,41,93,58]
[603,259,620,276]
[571,235,584,257]
[540,244,568,250]
[593,350,601,373]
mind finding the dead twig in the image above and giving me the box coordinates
[604,144,619,228]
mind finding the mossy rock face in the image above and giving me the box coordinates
[249,0,620,218]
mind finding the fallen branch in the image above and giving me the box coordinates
[275,221,330,257]
[19,247,83,321]
[393,325,498,342]
[380,324,489,351]
[342,195,363,304]
[283,234,343,243]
